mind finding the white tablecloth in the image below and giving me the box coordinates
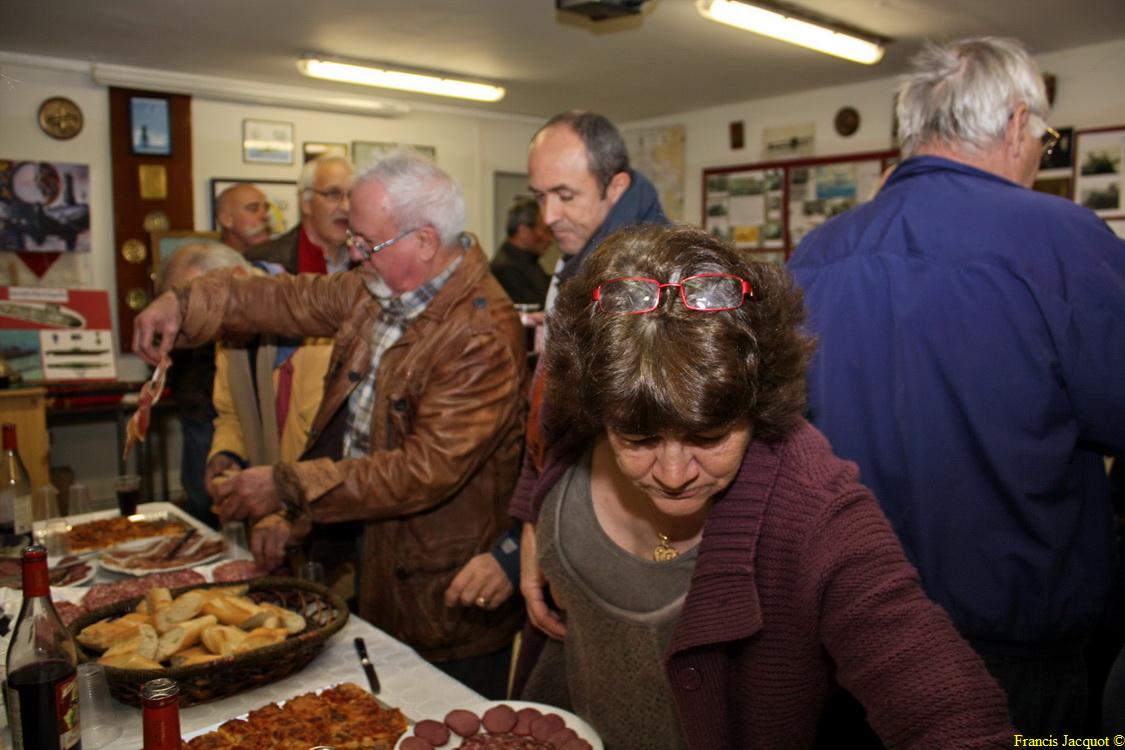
[6,502,485,746]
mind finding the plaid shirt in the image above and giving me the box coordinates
[342,255,464,458]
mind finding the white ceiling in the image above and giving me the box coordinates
[2,0,1124,121]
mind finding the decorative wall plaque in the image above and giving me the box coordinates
[142,210,170,234]
[38,97,84,140]
[125,287,149,311]
[121,239,147,264]
[138,165,168,200]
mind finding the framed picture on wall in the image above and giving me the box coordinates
[1074,126,1125,219]
[302,142,347,163]
[352,141,436,169]
[209,178,298,237]
[242,119,295,165]
[129,96,171,156]
[151,230,220,280]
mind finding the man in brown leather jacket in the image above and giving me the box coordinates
[134,153,527,697]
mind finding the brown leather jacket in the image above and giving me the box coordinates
[177,241,527,661]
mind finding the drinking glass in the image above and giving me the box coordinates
[299,560,326,585]
[67,483,94,516]
[33,485,61,522]
[113,474,141,517]
[222,521,252,560]
[77,663,123,749]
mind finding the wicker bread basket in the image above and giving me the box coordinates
[68,576,349,707]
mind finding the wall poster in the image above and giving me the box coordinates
[0,160,91,252]
[0,287,115,382]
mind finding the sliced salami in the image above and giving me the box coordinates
[512,707,541,736]
[413,718,451,746]
[210,559,269,582]
[80,569,205,611]
[444,708,481,738]
[456,732,552,749]
[481,704,518,734]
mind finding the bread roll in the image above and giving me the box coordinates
[77,619,142,651]
[234,627,288,654]
[201,595,267,628]
[201,624,246,656]
[154,590,205,633]
[156,614,218,661]
[98,651,163,670]
[261,603,307,635]
[145,587,173,614]
[169,646,222,668]
[102,623,159,661]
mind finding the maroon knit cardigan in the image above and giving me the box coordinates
[510,420,1014,749]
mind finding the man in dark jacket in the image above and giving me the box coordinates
[528,110,668,317]
[490,197,552,306]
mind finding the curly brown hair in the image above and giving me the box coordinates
[544,225,814,442]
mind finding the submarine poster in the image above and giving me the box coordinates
[0,287,115,382]
[0,159,91,252]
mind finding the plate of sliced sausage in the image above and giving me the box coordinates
[396,700,601,750]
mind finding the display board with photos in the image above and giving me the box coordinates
[702,149,898,264]
[0,287,116,382]
[1073,125,1125,220]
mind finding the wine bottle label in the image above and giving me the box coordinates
[6,668,80,749]
[56,672,81,749]
[13,492,32,535]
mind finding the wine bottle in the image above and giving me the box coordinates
[142,678,182,750]
[1,423,32,536]
[5,544,82,750]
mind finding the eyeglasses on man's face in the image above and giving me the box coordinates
[592,274,753,314]
[346,226,421,260]
[307,187,349,205]
[1028,113,1061,158]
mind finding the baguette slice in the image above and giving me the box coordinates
[234,626,288,654]
[261,603,307,635]
[103,623,159,661]
[200,624,246,656]
[169,646,222,668]
[156,614,218,661]
[99,651,163,670]
[77,619,142,651]
[154,590,206,633]
[145,587,173,614]
[198,584,249,600]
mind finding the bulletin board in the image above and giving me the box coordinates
[702,149,898,263]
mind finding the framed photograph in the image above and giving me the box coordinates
[1040,126,1073,171]
[0,159,91,252]
[1073,125,1125,219]
[209,178,298,237]
[242,119,294,165]
[352,141,436,169]
[151,230,220,280]
[130,96,171,156]
[303,142,347,163]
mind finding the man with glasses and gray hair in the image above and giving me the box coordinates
[789,36,1125,735]
[132,152,528,698]
[247,155,354,274]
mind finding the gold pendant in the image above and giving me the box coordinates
[653,533,679,562]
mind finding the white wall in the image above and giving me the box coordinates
[4,36,1124,499]
[622,37,1125,226]
[0,53,540,501]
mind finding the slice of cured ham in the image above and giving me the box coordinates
[123,355,171,461]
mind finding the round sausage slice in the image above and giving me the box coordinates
[444,708,482,738]
[399,737,434,750]
[530,713,566,741]
[512,706,542,736]
[413,719,451,746]
[481,703,519,733]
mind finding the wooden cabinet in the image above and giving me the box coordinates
[0,387,50,490]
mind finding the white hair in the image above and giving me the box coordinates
[354,151,465,246]
[159,241,253,291]
[896,36,1048,156]
[297,155,353,195]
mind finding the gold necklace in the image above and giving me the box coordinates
[653,533,679,562]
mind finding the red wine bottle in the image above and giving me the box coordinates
[5,544,82,750]
[142,678,181,750]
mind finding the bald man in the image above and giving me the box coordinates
[216,183,271,252]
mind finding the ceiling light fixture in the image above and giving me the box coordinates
[695,0,886,65]
[297,56,506,102]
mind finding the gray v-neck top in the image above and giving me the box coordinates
[522,448,695,750]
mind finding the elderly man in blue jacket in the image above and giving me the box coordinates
[789,36,1125,736]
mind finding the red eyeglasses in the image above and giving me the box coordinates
[592,274,753,314]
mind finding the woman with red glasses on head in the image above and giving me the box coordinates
[508,224,1014,749]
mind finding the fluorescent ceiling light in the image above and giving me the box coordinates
[696,0,885,65]
[298,57,506,102]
